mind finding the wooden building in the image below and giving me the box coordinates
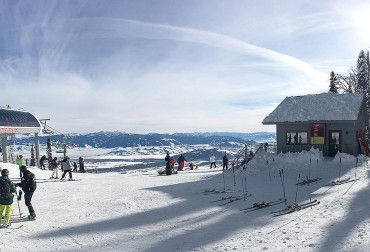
[262,93,369,157]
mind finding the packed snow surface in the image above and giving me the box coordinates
[0,148,370,252]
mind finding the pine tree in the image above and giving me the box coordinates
[329,71,338,93]
[356,50,369,93]
[366,51,370,118]
[46,138,53,170]
[30,144,35,166]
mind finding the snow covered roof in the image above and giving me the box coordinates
[0,108,42,135]
[263,93,365,124]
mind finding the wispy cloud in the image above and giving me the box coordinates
[0,1,367,133]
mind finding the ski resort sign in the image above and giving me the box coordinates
[310,124,325,145]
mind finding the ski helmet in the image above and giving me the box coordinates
[1,169,9,176]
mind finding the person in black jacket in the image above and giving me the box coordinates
[40,155,48,170]
[0,169,16,227]
[16,166,36,220]
[222,153,229,170]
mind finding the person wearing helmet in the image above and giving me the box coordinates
[16,165,37,220]
[0,169,16,227]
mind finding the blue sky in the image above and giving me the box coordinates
[0,0,369,134]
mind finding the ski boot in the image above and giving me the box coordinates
[27,213,36,221]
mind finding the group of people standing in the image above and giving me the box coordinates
[164,153,189,175]
[0,154,87,227]
[210,153,229,170]
[50,156,85,180]
[163,152,230,176]
[0,164,37,228]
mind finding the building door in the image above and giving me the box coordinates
[329,131,341,157]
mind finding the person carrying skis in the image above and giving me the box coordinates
[177,154,187,171]
[61,156,73,180]
[50,157,59,179]
[0,169,16,227]
[210,153,216,168]
[222,153,228,170]
[16,165,37,220]
[39,155,48,170]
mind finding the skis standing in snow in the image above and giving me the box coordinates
[0,169,16,227]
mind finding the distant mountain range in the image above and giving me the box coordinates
[16,131,276,149]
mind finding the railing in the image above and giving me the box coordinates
[230,143,264,169]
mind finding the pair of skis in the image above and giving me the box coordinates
[241,198,286,213]
[272,199,320,216]
[203,189,234,195]
[216,194,252,206]
[326,177,359,186]
[296,177,322,186]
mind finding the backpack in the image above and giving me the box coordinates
[29,172,37,192]
[0,178,11,199]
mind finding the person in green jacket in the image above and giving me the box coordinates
[16,155,26,178]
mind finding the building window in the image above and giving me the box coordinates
[286,132,308,145]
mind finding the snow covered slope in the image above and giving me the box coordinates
[0,149,369,252]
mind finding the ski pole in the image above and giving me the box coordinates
[307,175,312,203]
[316,159,319,179]
[279,170,286,203]
[355,157,358,180]
[244,174,248,196]
[16,190,22,217]
[241,171,245,199]
[308,158,311,181]
[273,158,275,178]
[267,160,271,182]
[232,163,236,186]
[222,170,226,192]
[295,174,300,204]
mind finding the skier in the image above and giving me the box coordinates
[50,157,59,179]
[164,153,172,175]
[73,162,78,172]
[0,169,16,227]
[16,166,37,220]
[39,155,48,170]
[16,155,26,178]
[177,154,187,171]
[210,153,216,169]
[222,153,228,170]
[78,157,85,173]
[60,156,73,180]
